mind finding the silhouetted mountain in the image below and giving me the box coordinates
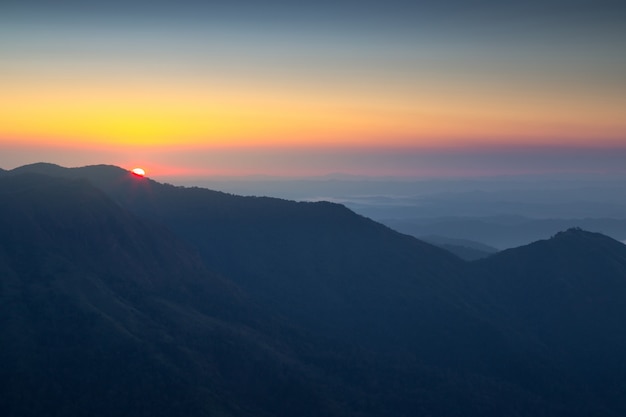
[0,174,360,417]
[466,228,626,416]
[4,164,626,416]
[6,165,478,353]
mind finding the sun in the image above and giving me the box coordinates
[131,167,146,177]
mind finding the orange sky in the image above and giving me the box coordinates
[2,72,625,150]
[1,2,625,176]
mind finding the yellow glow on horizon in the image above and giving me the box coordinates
[1,76,625,148]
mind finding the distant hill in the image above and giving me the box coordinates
[385,215,626,249]
[473,228,626,361]
[4,163,626,416]
[465,228,626,416]
[421,235,498,260]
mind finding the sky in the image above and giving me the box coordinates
[1,0,625,178]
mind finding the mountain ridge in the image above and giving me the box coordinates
[0,172,363,417]
[4,163,626,416]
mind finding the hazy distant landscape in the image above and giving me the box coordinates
[172,174,626,249]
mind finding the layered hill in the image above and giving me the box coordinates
[421,235,499,260]
[3,163,626,416]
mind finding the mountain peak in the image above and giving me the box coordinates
[12,162,126,173]
[10,162,64,173]
[9,162,130,179]
[547,226,624,248]
[552,226,593,239]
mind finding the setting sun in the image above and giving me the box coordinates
[131,168,146,177]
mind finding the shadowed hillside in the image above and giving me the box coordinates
[5,164,476,353]
[465,229,626,416]
[3,164,626,416]
[0,173,357,417]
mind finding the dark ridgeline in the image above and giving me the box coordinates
[1,163,626,416]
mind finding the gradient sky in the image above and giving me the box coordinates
[1,0,625,177]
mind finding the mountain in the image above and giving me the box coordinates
[0,169,522,416]
[0,165,536,415]
[4,163,626,416]
[466,228,626,416]
[5,164,474,351]
[473,228,626,356]
[0,173,360,417]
